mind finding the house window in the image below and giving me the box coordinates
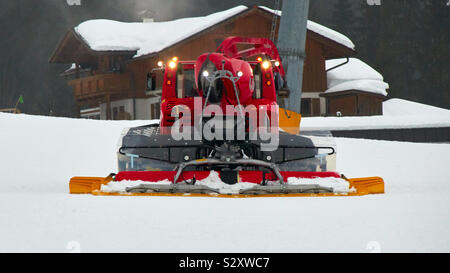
[301,99,312,117]
[150,103,161,120]
[155,103,160,119]
[146,73,156,91]
[112,105,131,120]
[109,56,121,72]
[112,107,119,120]
[112,106,126,120]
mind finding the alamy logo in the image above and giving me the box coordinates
[170,97,280,152]
[366,241,382,253]
[66,0,81,6]
[367,0,381,5]
[66,241,81,253]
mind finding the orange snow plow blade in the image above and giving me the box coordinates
[346,176,385,195]
[68,175,384,197]
[69,175,114,194]
[279,108,302,135]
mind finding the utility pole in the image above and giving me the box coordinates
[277,0,310,114]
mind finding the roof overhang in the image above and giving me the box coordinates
[320,89,387,99]
[307,31,356,59]
[255,6,356,59]
[50,6,355,65]
[49,30,136,65]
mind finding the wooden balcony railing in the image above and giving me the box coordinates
[68,72,131,99]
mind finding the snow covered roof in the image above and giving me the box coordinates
[75,6,248,58]
[325,80,389,96]
[327,58,383,82]
[73,5,355,59]
[325,58,389,96]
[257,6,355,50]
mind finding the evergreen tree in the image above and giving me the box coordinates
[422,0,450,108]
[331,0,356,38]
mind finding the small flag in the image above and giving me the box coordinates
[18,95,24,104]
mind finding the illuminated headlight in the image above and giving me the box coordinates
[262,61,270,70]
[168,61,176,69]
[202,70,209,77]
[274,61,280,67]
[157,61,163,67]
[237,71,243,77]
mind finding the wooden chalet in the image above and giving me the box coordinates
[50,5,359,120]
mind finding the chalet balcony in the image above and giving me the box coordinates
[68,72,131,101]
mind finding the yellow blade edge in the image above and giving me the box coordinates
[279,108,302,135]
[69,175,113,194]
[346,176,385,195]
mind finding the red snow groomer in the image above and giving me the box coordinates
[70,37,384,197]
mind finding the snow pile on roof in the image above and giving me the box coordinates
[325,58,389,96]
[258,6,355,50]
[75,6,247,57]
[326,79,389,96]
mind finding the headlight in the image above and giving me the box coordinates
[168,61,176,69]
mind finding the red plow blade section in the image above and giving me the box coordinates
[115,170,342,184]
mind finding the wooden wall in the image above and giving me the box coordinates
[303,38,327,93]
[323,91,384,116]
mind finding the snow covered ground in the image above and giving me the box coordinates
[1,112,450,253]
